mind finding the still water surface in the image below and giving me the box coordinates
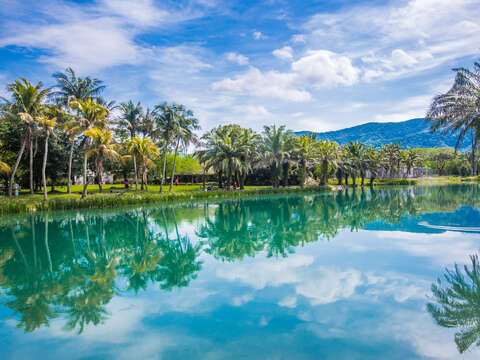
[1,185,480,359]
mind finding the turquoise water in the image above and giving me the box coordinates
[1,185,480,359]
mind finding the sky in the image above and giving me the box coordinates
[0,0,479,133]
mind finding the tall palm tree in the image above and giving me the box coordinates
[1,78,50,197]
[83,127,119,193]
[168,105,199,192]
[118,101,143,191]
[51,67,105,106]
[37,115,56,201]
[261,125,292,188]
[427,61,480,175]
[70,100,109,198]
[58,114,83,194]
[316,140,339,185]
[155,103,177,192]
[295,134,318,188]
[124,137,159,191]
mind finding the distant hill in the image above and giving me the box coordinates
[294,118,470,149]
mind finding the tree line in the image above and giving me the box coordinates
[1,61,479,199]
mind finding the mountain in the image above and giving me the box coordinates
[294,118,470,149]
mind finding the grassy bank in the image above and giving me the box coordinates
[0,185,331,215]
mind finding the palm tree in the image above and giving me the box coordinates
[37,115,56,201]
[51,67,105,106]
[345,141,366,186]
[402,149,419,178]
[155,103,177,192]
[427,61,480,175]
[168,105,199,192]
[58,114,83,194]
[118,101,143,191]
[316,140,339,185]
[261,125,292,188]
[295,134,318,188]
[1,78,50,197]
[428,254,480,354]
[70,100,109,198]
[381,143,402,178]
[83,127,119,193]
[124,137,159,191]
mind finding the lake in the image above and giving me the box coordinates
[1,185,480,359]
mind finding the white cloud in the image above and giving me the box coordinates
[273,46,293,60]
[213,50,360,101]
[226,52,249,65]
[212,67,311,102]
[0,17,142,72]
[292,50,360,88]
[302,0,480,81]
[101,0,171,26]
[292,34,306,43]
[253,31,266,40]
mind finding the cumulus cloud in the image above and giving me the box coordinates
[302,0,480,81]
[212,67,311,102]
[292,50,359,88]
[273,46,293,60]
[213,50,360,101]
[226,52,249,65]
[0,0,206,72]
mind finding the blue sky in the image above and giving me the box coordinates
[0,0,479,132]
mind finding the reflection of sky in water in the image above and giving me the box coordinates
[1,186,480,359]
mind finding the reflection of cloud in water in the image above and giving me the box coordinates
[372,230,480,265]
[216,254,429,306]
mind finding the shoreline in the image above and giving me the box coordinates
[0,177,478,215]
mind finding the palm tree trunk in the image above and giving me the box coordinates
[472,132,478,176]
[169,138,180,192]
[81,150,88,199]
[9,137,27,198]
[133,155,138,191]
[44,215,53,274]
[29,138,34,194]
[144,166,148,191]
[321,160,328,185]
[42,132,50,201]
[160,147,167,192]
[97,157,103,193]
[67,138,74,194]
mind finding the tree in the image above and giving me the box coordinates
[261,125,292,188]
[295,134,317,188]
[316,140,339,185]
[37,115,56,201]
[70,100,109,198]
[118,101,144,191]
[124,137,159,191]
[428,254,480,354]
[83,127,119,193]
[155,103,177,192]
[381,143,402,178]
[427,61,480,175]
[51,67,105,106]
[168,105,199,192]
[1,78,50,197]
[402,149,419,178]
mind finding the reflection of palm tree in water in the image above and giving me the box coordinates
[428,254,480,353]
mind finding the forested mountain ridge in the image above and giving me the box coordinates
[295,118,470,149]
